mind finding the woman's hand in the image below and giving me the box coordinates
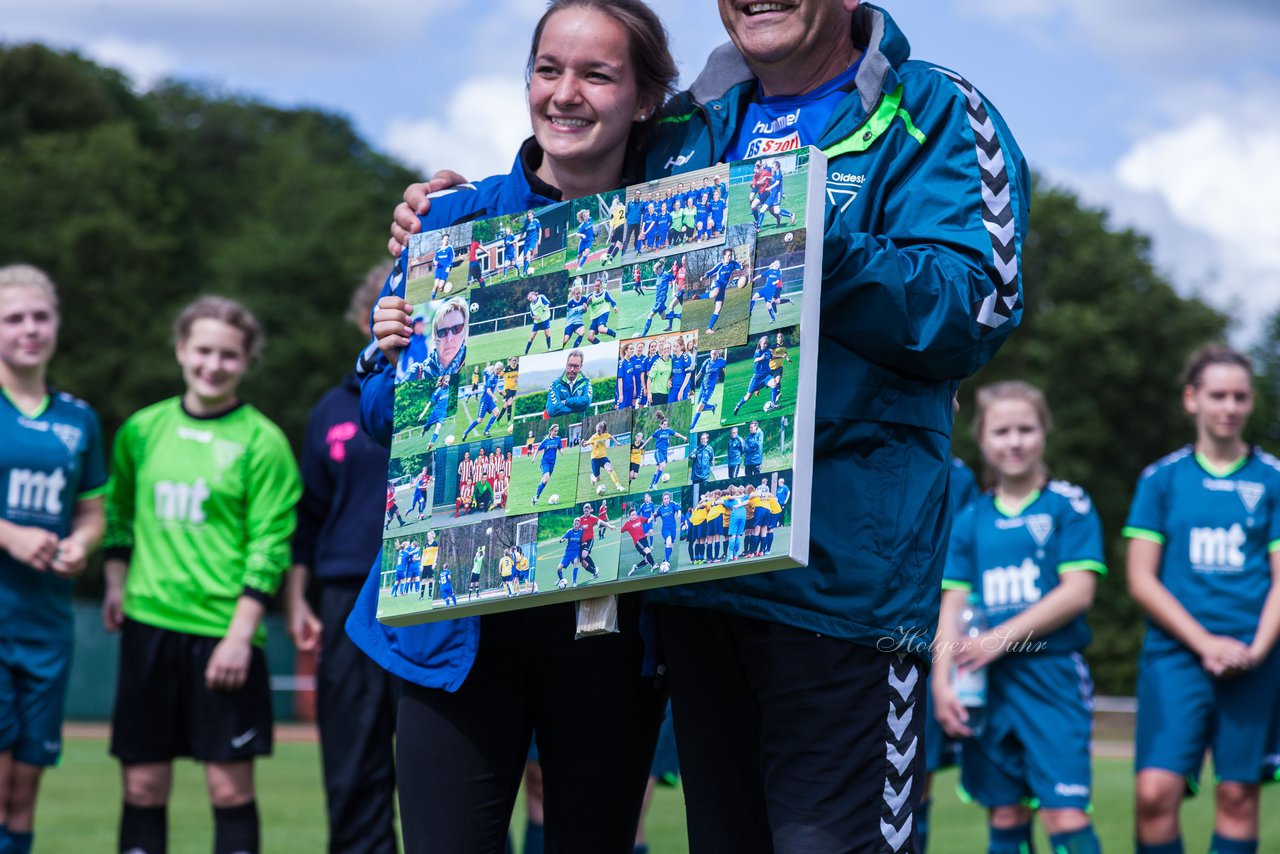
[1198,634,1252,677]
[388,170,469,256]
[931,679,973,739]
[373,296,414,359]
[953,630,1008,673]
[50,535,89,576]
[2,523,60,571]
[206,637,253,691]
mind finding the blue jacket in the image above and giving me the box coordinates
[545,373,592,416]
[346,142,560,691]
[743,431,764,466]
[644,5,1028,657]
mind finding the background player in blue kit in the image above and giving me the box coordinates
[530,423,563,507]
[521,210,541,277]
[933,382,1104,854]
[431,233,456,297]
[670,335,694,403]
[437,566,456,607]
[700,249,743,335]
[742,421,764,479]
[689,349,726,431]
[410,466,431,520]
[556,519,585,589]
[690,433,715,486]
[0,266,107,854]
[574,209,595,271]
[641,259,677,337]
[725,426,745,480]
[500,226,520,281]
[416,375,452,450]
[560,279,587,349]
[1125,345,1280,854]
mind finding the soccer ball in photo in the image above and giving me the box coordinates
[556,578,568,589]
[443,282,454,294]
[485,526,493,535]
[762,401,776,413]
[470,302,480,314]
[784,232,794,243]
[549,494,559,505]
[596,483,607,495]
[661,472,671,483]
[659,561,671,574]
[445,435,456,445]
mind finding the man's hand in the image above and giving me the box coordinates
[388,170,469,257]
[206,637,253,691]
[373,296,414,359]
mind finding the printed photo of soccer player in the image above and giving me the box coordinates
[685,470,793,567]
[575,408,633,504]
[405,223,473,303]
[514,340,620,421]
[727,153,812,235]
[569,191,627,276]
[534,497,623,590]
[688,346,729,433]
[615,335,691,411]
[618,487,691,580]
[377,516,537,620]
[466,269,570,366]
[467,202,570,284]
[747,230,805,335]
[627,401,692,494]
[679,238,754,347]
[702,417,793,482]
[622,163,730,265]
[614,256,684,340]
[393,296,471,383]
[720,326,799,427]
[505,414,583,516]
[390,373,461,462]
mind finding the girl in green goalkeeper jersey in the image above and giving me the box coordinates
[0,266,107,854]
[103,297,301,854]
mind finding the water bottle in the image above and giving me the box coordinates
[953,592,988,736]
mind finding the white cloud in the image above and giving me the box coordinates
[384,77,530,181]
[82,37,177,90]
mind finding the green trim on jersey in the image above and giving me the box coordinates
[1122,526,1165,545]
[79,484,110,500]
[994,489,1041,518]
[1058,559,1107,576]
[105,398,301,644]
[1,387,50,419]
[940,579,972,591]
[1270,538,1280,554]
[1194,450,1248,478]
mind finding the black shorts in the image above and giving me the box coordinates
[609,224,624,246]
[504,389,517,401]
[110,619,273,764]
[630,462,641,475]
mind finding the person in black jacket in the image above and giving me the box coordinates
[284,264,400,854]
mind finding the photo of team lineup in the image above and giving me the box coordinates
[377,148,826,626]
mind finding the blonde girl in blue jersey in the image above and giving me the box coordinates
[0,266,107,854]
[933,381,1104,854]
[1126,345,1280,854]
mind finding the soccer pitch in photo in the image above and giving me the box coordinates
[726,172,810,233]
[574,443,632,505]
[747,284,801,335]
[483,248,567,285]
[391,408,466,458]
[614,281,680,339]
[506,447,581,514]
[719,353,800,429]
[533,526,622,588]
[689,385,725,433]
[627,456,689,496]
[469,324,566,368]
[681,284,751,348]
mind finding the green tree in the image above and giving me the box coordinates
[959,179,1230,693]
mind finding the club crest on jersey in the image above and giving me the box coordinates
[52,423,82,452]
[745,132,801,158]
[213,439,246,473]
[1025,514,1054,547]
[1237,481,1264,514]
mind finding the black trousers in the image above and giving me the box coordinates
[397,596,663,853]
[317,581,401,854]
[657,606,926,854]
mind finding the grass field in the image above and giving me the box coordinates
[719,344,800,429]
[30,737,1280,850]
[614,281,681,340]
[747,284,802,336]
[574,444,632,506]
[32,737,1280,851]
[468,323,568,367]
[628,455,689,496]
[681,282,752,349]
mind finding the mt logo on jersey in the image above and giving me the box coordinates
[6,468,67,517]
[983,558,1042,607]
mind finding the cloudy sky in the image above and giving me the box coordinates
[4,0,1278,341]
